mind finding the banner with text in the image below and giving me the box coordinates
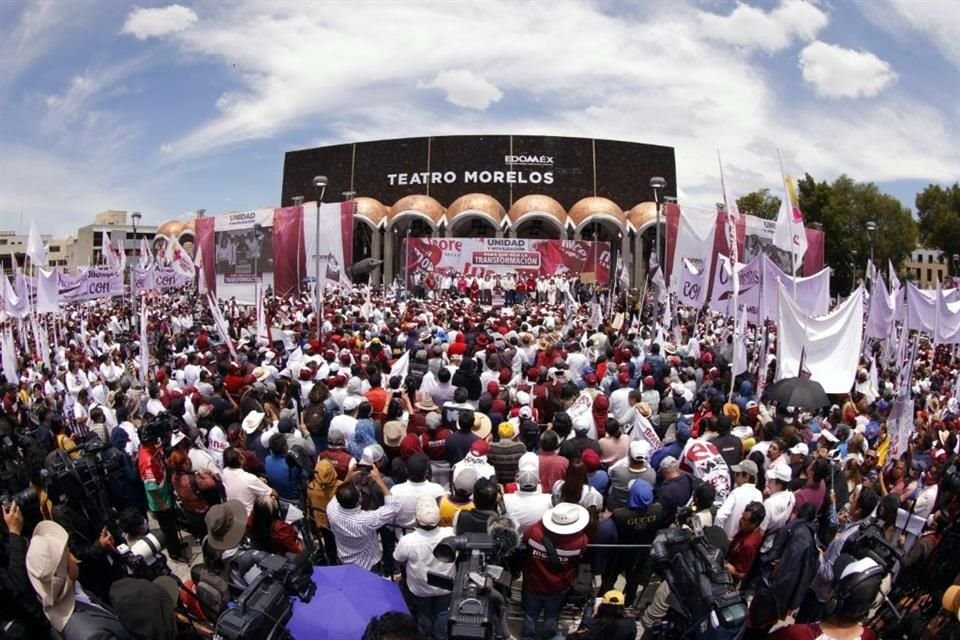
[58,267,124,303]
[401,237,611,285]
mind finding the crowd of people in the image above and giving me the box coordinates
[0,275,958,640]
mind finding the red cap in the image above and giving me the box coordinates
[470,440,490,457]
[581,448,601,472]
[643,375,655,388]
[584,373,598,386]
[527,367,540,380]
[487,381,500,395]
[618,371,630,385]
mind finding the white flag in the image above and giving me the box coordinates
[102,232,122,272]
[140,237,154,268]
[256,282,268,344]
[139,296,149,383]
[26,219,48,266]
[165,235,195,278]
[773,163,808,272]
[195,242,207,295]
[1,327,17,384]
[207,294,238,359]
[36,267,60,313]
[390,349,411,386]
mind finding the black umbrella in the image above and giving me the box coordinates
[766,376,830,410]
[345,258,383,277]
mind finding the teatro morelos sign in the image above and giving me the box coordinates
[387,154,555,186]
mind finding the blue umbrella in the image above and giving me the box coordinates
[287,565,409,639]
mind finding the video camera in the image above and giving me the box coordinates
[142,412,180,443]
[841,519,902,575]
[215,549,315,640]
[647,518,747,640]
[428,518,518,640]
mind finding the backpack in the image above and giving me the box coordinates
[303,404,327,438]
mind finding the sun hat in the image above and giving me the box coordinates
[542,503,590,535]
[25,521,74,632]
[415,397,438,412]
[241,410,265,434]
[415,495,441,527]
[383,421,405,447]
[789,443,809,456]
[204,500,247,551]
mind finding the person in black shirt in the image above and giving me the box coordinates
[453,478,499,534]
[601,479,663,604]
[444,410,479,465]
[712,416,744,472]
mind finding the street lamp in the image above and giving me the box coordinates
[131,211,142,263]
[292,196,304,207]
[649,177,667,263]
[312,175,328,341]
[865,220,877,265]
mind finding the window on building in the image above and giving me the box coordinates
[94,231,102,246]
[916,268,922,280]
[927,268,933,282]
[48,245,60,252]
[0,239,6,245]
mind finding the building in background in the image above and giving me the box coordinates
[906,247,952,288]
[68,210,157,271]
[0,229,72,272]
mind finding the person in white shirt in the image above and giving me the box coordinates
[390,454,448,530]
[913,465,940,521]
[715,459,765,540]
[760,465,796,550]
[504,468,552,533]
[393,496,456,639]
[66,362,88,399]
[222,447,274,515]
[115,407,140,459]
[330,396,360,443]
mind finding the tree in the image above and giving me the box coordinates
[916,183,960,260]
[796,174,918,295]
[736,189,781,220]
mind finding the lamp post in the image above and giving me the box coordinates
[130,211,141,331]
[649,176,667,263]
[865,220,877,265]
[312,175,328,341]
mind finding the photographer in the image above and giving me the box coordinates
[137,426,187,562]
[0,503,49,639]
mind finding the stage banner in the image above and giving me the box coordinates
[272,205,306,297]
[195,215,216,296]
[58,267,123,303]
[213,208,275,303]
[400,238,611,285]
[667,206,717,290]
[760,254,830,322]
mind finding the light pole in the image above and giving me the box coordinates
[865,220,877,265]
[130,211,141,331]
[649,177,667,264]
[312,176,328,341]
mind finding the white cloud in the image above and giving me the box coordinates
[700,0,828,53]
[41,57,146,134]
[121,4,197,40]
[0,0,69,89]
[799,41,897,98]
[418,69,503,110]
[860,0,960,69]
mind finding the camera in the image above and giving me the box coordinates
[215,549,315,640]
[115,531,171,581]
[1,486,38,510]
[648,523,747,640]
[142,412,179,442]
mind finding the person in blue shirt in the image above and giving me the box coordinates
[265,432,302,501]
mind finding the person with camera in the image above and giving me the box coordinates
[393,495,455,640]
[770,557,885,640]
[137,425,188,562]
[327,462,400,571]
[25,520,132,639]
[571,590,637,640]
[0,502,50,639]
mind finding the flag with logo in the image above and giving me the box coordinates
[165,235,195,279]
[102,232,125,272]
[140,237,154,268]
[773,167,808,271]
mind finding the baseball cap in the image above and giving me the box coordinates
[342,395,361,412]
[602,590,626,605]
[415,495,441,527]
[730,459,759,477]
[659,455,680,472]
[789,443,809,456]
[470,440,490,457]
[629,440,652,463]
[769,465,792,483]
[517,469,540,491]
[498,421,516,439]
[581,448,601,472]
[327,430,346,447]
[454,468,478,494]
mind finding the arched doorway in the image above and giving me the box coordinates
[507,194,567,240]
[385,194,445,285]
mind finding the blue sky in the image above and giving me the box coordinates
[1,0,957,236]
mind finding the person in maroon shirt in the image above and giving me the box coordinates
[725,501,766,582]
[522,503,590,640]
[793,457,830,514]
[316,430,355,480]
[537,431,569,493]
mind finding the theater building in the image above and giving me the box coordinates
[281,135,677,285]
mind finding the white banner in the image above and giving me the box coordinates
[670,206,717,289]
[709,254,760,319]
[864,275,897,341]
[889,398,914,460]
[776,282,864,394]
[58,267,124,303]
[214,208,276,303]
[133,265,193,293]
[677,258,707,308]
[743,215,796,275]
[760,254,830,322]
[1,327,17,384]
